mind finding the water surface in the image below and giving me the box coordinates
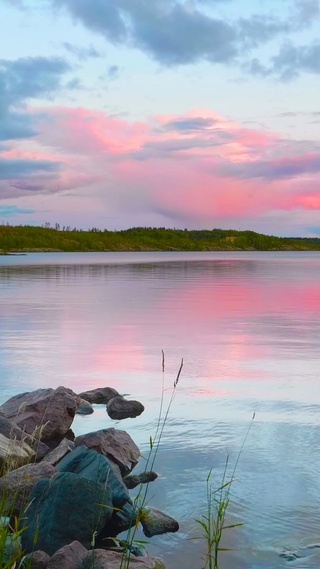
[1,251,320,568]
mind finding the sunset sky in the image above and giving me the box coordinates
[0,0,319,236]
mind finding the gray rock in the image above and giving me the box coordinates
[107,397,144,420]
[0,416,49,460]
[82,549,165,569]
[78,387,119,404]
[124,471,158,489]
[74,428,140,477]
[23,550,50,569]
[42,438,75,466]
[76,399,94,415]
[21,471,113,556]
[56,445,129,508]
[47,541,88,569]
[0,461,56,515]
[0,387,80,441]
[0,433,35,473]
[140,508,179,538]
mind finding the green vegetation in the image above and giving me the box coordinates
[0,224,319,253]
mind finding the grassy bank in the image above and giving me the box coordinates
[0,224,319,253]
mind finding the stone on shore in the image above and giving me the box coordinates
[47,541,88,569]
[74,428,140,476]
[82,550,165,569]
[107,397,145,420]
[0,433,35,472]
[78,387,119,404]
[0,461,56,515]
[124,471,158,489]
[23,550,51,569]
[140,508,179,538]
[42,438,75,466]
[56,445,130,508]
[0,387,80,441]
[21,471,113,556]
[0,415,49,460]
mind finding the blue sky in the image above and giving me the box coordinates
[0,0,319,235]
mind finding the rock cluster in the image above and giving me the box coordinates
[0,386,178,569]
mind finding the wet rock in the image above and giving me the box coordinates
[47,541,88,569]
[0,416,49,460]
[42,438,75,466]
[107,397,144,420]
[56,445,129,508]
[0,461,56,515]
[124,471,158,489]
[140,508,179,538]
[76,398,94,415]
[99,501,137,538]
[21,471,113,556]
[23,550,50,569]
[0,387,80,441]
[0,433,35,473]
[74,428,140,476]
[82,549,165,569]
[78,387,119,404]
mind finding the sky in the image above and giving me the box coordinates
[0,0,319,236]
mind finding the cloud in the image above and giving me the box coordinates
[61,42,101,59]
[294,0,319,25]
[247,41,320,80]
[0,204,35,217]
[107,65,120,80]
[220,153,320,180]
[0,56,69,143]
[0,157,61,179]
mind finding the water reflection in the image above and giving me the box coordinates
[0,252,320,568]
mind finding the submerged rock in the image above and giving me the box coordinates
[78,387,119,404]
[107,397,144,420]
[124,471,158,489]
[82,549,165,569]
[140,508,179,538]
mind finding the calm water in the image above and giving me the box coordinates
[1,251,320,568]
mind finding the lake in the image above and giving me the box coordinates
[1,251,320,568]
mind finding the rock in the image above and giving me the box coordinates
[76,398,94,415]
[21,471,113,556]
[82,550,165,569]
[0,433,35,473]
[42,438,75,466]
[47,541,88,569]
[78,387,119,404]
[124,472,158,489]
[56,446,129,508]
[140,508,179,538]
[23,550,51,569]
[107,397,144,420]
[0,461,56,515]
[0,416,49,460]
[98,501,137,539]
[74,428,140,477]
[0,387,80,441]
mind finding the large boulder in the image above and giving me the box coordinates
[107,397,144,420]
[0,433,35,473]
[78,387,119,404]
[76,399,94,415]
[82,550,165,569]
[56,446,129,508]
[0,461,56,515]
[23,550,50,569]
[0,387,80,441]
[74,428,140,477]
[21,472,113,556]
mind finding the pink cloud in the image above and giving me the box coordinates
[3,106,320,231]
